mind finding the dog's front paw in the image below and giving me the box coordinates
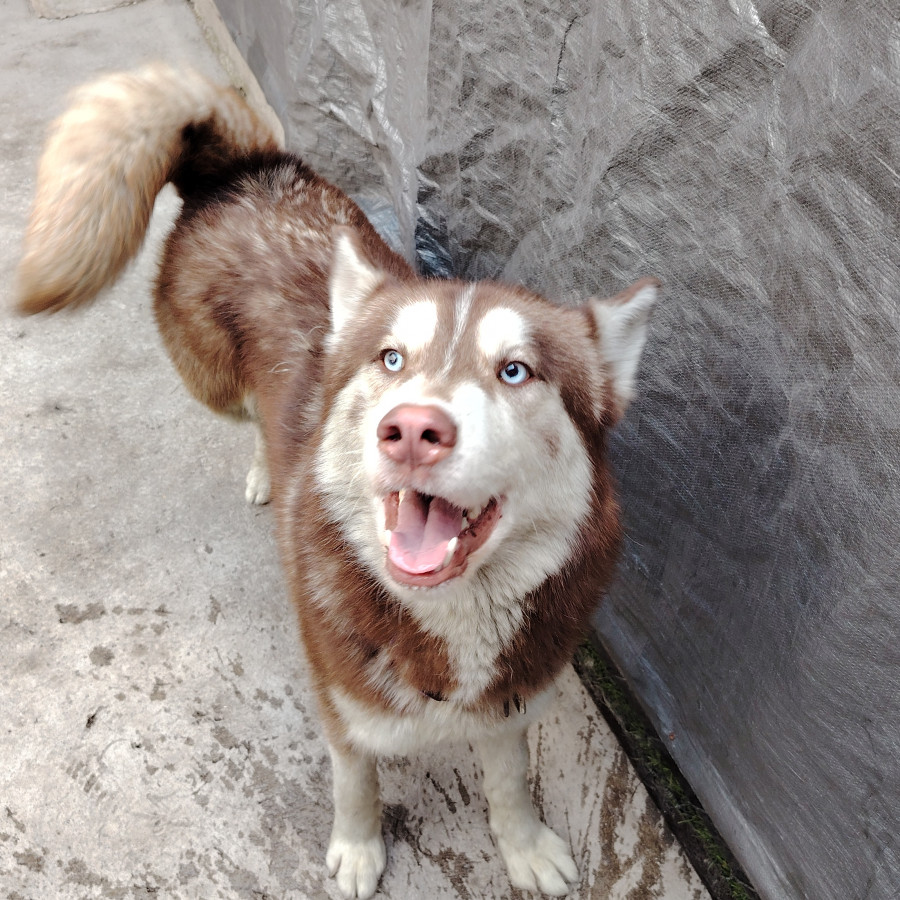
[244,460,271,505]
[498,823,578,896]
[326,834,386,899]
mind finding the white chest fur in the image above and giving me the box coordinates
[329,681,555,756]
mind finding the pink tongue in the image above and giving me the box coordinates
[389,492,463,575]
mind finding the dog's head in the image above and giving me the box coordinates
[316,228,658,603]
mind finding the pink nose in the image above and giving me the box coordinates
[377,404,457,467]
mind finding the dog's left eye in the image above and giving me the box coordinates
[381,349,405,372]
[499,361,532,385]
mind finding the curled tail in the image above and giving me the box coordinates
[15,63,281,314]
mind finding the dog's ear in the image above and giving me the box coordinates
[588,278,660,417]
[329,227,385,336]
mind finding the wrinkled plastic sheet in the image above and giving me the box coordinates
[214,2,900,897]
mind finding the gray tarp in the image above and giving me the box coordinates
[213,2,900,897]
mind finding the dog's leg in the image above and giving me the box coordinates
[242,395,271,505]
[326,744,385,900]
[244,424,271,505]
[477,726,578,896]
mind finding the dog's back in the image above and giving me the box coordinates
[155,151,414,427]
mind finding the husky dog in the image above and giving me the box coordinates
[16,65,659,898]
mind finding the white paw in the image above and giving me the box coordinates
[244,461,271,505]
[499,823,578,896]
[326,834,386,899]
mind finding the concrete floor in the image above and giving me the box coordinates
[0,1,711,897]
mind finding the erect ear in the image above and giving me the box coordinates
[328,226,385,336]
[588,277,660,417]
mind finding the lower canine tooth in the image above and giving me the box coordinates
[442,537,458,568]
[381,529,392,549]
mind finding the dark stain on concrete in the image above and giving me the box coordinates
[254,688,283,709]
[14,849,44,872]
[624,797,670,899]
[453,768,472,807]
[6,808,26,833]
[56,602,105,624]
[530,722,548,818]
[435,847,476,899]
[212,724,250,754]
[177,860,199,882]
[62,858,125,897]
[597,748,633,889]
[384,802,423,856]
[90,645,114,666]
[427,771,457,814]
[212,847,264,897]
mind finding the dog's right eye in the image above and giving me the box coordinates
[381,349,404,372]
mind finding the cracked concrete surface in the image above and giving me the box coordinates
[0,1,711,897]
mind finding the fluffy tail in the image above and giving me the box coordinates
[15,63,281,314]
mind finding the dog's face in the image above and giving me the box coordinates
[316,229,657,606]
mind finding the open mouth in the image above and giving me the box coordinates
[381,490,502,587]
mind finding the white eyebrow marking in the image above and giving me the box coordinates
[436,284,476,378]
[450,285,476,353]
[390,300,438,352]
[477,306,529,359]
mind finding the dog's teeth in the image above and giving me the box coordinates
[442,537,458,568]
[461,515,469,529]
[469,504,483,521]
[380,529,392,549]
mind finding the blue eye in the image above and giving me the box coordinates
[382,349,404,372]
[499,361,532,385]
